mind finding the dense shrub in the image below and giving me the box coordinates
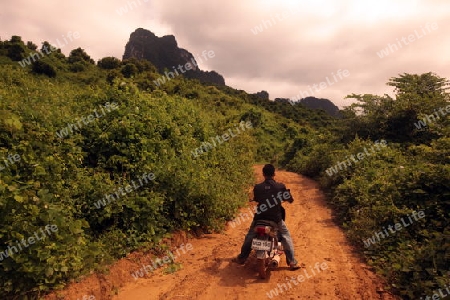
[0,63,260,298]
[31,60,56,77]
[284,73,449,299]
[97,57,121,70]
[0,44,312,297]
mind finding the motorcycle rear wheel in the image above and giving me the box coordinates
[258,258,267,279]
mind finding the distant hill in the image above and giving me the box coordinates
[252,90,269,100]
[274,97,292,105]
[297,97,341,118]
[274,96,340,118]
[123,28,225,85]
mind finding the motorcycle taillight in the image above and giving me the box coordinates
[255,226,270,235]
[255,226,265,234]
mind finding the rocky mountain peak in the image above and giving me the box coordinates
[123,28,225,85]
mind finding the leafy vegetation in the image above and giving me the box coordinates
[285,72,449,299]
[0,36,317,299]
[0,35,448,300]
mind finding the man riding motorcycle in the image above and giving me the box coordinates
[232,164,301,270]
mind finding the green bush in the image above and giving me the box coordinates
[282,73,449,299]
[4,37,447,300]
[0,60,261,298]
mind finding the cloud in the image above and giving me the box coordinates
[2,0,450,107]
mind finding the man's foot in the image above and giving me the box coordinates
[289,262,305,270]
[231,256,246,265]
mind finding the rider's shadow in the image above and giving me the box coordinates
[200,252,287,287]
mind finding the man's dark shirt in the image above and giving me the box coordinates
[253,179,293,223]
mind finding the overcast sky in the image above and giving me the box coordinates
[2,0,450,107]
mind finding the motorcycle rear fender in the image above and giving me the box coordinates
[256,250,268,259]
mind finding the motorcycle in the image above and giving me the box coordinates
[250,219,284,279]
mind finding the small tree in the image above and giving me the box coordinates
[98,57,122,69]
[68,48,95,64]
[26,41,38,51]
[106,70,123,84]
[10,35,22,44]
[122,57,156,72]
[32,60,57,77]
[343,73,450,144]
[6,36,27,61]
[7,44,26,61]
[121,63,138,78]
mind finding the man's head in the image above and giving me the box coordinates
[262,164,275,178]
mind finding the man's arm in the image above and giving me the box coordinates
[281,184,294,203]
[250,185,256,202]
[285,189,294,203]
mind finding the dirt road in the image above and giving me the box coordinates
[46,166,398,300]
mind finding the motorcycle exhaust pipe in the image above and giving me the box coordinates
[269,254,281,268]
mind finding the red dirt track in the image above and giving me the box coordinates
[45,166,399,300]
